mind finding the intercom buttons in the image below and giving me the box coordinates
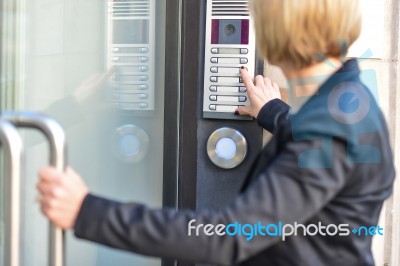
[210,76,218,82]
[239,86,247,92]
[139,94,148,100]
[210,67,218,73]
[214,105,239,112]
[139,66,149,72]
[240,58,248,64]
[209,105,217,111]
[207,127,247,169]
[211,96,247,103]
[139,103,148,109]
[238,96,247,102]
[210,86,217,92]
[240,48,249,54]
[209,95,217,101]
[211,48,219,54]
[210,57,218,63]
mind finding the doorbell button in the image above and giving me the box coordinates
[215,138,237,160]
[207,127,247,169]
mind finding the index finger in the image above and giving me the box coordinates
[240,67,254,92]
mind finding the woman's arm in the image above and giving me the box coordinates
[37,130,351,265]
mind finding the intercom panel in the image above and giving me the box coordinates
[203,0,256,120]
[107,0,155,111]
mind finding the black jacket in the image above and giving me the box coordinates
[74,60,395,266]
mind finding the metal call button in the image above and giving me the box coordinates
[240,48,249,54]
[209,95,217,101]
[207,127,247,169]
[217,96,246,103]
[218,77,241,84]
[210,76,218,82]
[210,58,218,63]
[214,105,239,112]
[239,87,247,93]
[210,67,218,73]
[139,94,148,100]
[139,66,149,72]
[211,48,219,54]
[210,86,217,92]
[240,58,248,64]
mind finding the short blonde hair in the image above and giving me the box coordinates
[249,0,362,69]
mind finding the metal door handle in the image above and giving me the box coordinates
[2,112,67,266]
[0,120,24,266]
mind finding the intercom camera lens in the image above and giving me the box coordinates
[224,24,236,36]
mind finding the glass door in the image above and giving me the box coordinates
[0,0,180,265]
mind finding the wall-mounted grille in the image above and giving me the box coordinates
[211,0,249,16]
[112,0,150,17]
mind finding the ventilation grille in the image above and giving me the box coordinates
[212,0,249,16]
[112,0,150,17]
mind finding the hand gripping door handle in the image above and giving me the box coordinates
[2,112,67,266]
[0,120,24,266]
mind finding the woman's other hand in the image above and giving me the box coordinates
[236,67,281,119]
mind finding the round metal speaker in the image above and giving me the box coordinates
[207,127,247,169]
[113,124,149,164]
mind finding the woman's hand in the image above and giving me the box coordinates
[236,67,281,119]
[37,167,89,229]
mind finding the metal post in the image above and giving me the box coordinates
[2,112,67,266]
[0,120,23,266]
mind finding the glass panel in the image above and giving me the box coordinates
[1,0,175,266]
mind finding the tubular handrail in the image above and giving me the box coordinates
[0,120,24,266]
[2,112,67,266]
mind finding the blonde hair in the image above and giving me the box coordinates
[249,0,362,69]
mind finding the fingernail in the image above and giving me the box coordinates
[241,66,245,69]
[234,111,240,115]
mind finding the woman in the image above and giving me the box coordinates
[37,0,395,265]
